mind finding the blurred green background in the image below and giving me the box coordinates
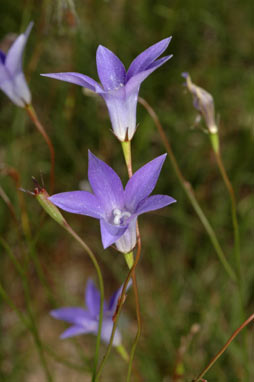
[0,0,253,381]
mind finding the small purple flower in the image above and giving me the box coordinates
[0,23,33,107]
[51,279,130,346]
[42,38,173,141]
[49,151,176,253]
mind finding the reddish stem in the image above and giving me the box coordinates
[26,104,55,193]
[193,313,254,381]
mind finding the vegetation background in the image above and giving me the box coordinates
[0,0,253,381]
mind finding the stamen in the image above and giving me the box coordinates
[112,209,131,225]
[113,215,122,225]
[113,208,121,216]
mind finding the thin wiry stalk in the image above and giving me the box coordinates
[61,224,104,382]
[193,313,254,382]
[138,97,237,282]
[95,233,142,381]
[210,136,250,377]
[26,104,55,193]
[211,145,242,284]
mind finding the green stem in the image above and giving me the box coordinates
[34,189,104,378]
[121,140,132,178]
[62,224,104,382]
[210,137,241,283]
[210,134,249,377]
[138,97,236,282]
[126,270,141,382]
[121,140,142,381]
[193,313,254,381]
[0,237,53,382]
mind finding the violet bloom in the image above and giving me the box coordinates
[0,23,33,107]
[49,151,176,253]
[42,38,172,141]
[51,279,130,346]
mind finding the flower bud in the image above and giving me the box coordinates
[182,72,218,134]
[34,183,67,228]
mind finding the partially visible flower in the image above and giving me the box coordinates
[182,72,218,134]
[0,22,33,107]
[42,38,173,141]
[49,151,176,254]
[51,279,131,346]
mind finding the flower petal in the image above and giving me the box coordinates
[100,219,127,249]
[88,151,124,215]
[60,324,95,339]
[136,194,176,215]
[100,319,122,346]
[0,71,29,107]
[48,191,103,219]
[85,279,104,317]
[126,37,172,80]
[125,154,167,211]
[0,51,6,64]
[96,45,126,91]
[41,72,103,92]
[115,217,137,253]
[101,86,138,141]
[126,55,173,94]
[5,22,33,76]
[50,307,91,325]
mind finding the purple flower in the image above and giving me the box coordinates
[42,38,173,141]
[49,151,176,253]
[50,279,130,346]
[0,23,33,107]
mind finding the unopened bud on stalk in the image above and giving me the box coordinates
[33,178,67,228]
[182,72,218,135]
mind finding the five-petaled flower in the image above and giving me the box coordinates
[42,38,173,141]
[49,151,176,254]
[0,22,33,107]
[50,279,130,346]
[182,72,218,134]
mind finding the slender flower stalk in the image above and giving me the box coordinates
[182,73,242,283]
[209,139,241,281]
[96,232,142,381]
[193,313,254,382]
[25,104,55,193]
[120,139,142,381]
[138,96,237,282]
[34,185,104,380]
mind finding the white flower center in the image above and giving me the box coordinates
[112,208,131,225]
